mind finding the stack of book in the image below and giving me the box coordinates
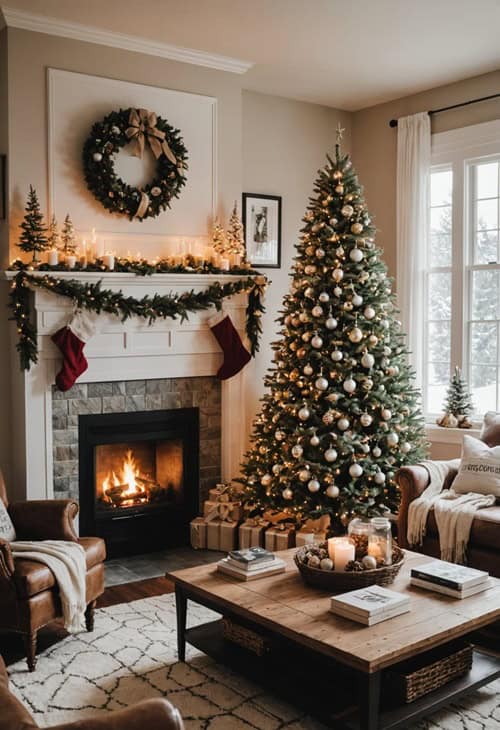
[330,585,410,626]
[410,561,490,598]
[217,547,286,581]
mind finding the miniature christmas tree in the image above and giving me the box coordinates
[225,202,245,259]
[240,128,426,530]
[18,186,48,263]
[61,214,77,255]
[437,367,473,429]
[211,218,227,256]
[47,214,60,250]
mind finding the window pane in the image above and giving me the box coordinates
[474,229,498,264]
[431,169,452,206]
[470,365,496,414]
[476,198,498,231]
[428,321,451,362]
[471,322,497,365]
[426,363,449,414]
[476,162,499,199]
[428,273,451,320]
[430,206,452,266]
[472,270,499,320]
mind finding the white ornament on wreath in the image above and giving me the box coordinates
[349,463,363,478]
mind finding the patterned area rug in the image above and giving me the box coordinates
[7,594,500,729]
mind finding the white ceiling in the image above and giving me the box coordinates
[2,0,500,110]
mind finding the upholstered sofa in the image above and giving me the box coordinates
[0,654,184,730]
[396,418,500,577]
[0,470,106,670]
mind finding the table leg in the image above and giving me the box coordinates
[358,671,381,730]
[175,584,187,662]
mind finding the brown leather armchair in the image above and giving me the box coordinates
[0,654,184,730]
[0,471,106,671]
[396,419,500,578]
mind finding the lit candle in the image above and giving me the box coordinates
[66,255,76,269]
[328,537,355,572]
[79,240,87,268]
[220,257,230,271]
[103,252,115,270]
[48,249,59,266]
[231,253,242,267]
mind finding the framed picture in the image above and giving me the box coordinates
[242,193,282,269]
[0,155,5,220]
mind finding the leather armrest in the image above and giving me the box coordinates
[0,538,14,581]
[50,699,184,730]
[9,500,79,542]
[396,465,430,549]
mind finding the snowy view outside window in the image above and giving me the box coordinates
[425,159,500,416]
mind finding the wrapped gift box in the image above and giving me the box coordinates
[209,483,244,502]
[238,519,270,549]
[203,500,244,523]
[190,517,207,549]
[265,525,296,552]
[207,519,239,551]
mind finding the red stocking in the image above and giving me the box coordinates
[209,312,251,380]
[51,310,99,391]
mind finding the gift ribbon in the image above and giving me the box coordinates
[205,501,233,523]
[125,108,177,164]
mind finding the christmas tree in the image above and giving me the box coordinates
[438,367,473,429]
[240,129,426,530]
[18,186,48,263]
[47,214,60,250]
[226,202,245,258]
[211,217,227,256]
[61,214,77,254]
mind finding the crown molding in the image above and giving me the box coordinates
[0,6,254,74]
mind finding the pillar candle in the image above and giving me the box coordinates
[103,253,115,270]
[66,255,76,269]
[48,249,59,266]
[220,258,230,271]
[328,537,355,572]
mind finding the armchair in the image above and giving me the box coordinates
[0,471,106,671]
[396,420,500,578]
[0,655,184,729]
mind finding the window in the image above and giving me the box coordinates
[423,121,500,417]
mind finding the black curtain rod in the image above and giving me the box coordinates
[389,92,500,128]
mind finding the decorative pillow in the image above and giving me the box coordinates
[480,411,500,447]
[0,500,16,542]
[453,435,500,496]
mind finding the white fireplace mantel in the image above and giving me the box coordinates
[5,272,256,502]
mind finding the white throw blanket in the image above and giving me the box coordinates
[11,540,87,633]
[407,460,495,564]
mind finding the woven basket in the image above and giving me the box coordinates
[386,641,473,703]
[222,617,268,656]
[294,544,405,592]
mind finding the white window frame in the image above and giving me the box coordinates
[425,119,500,421]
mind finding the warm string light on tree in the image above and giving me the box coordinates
[240,131,425,531]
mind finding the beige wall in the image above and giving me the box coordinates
[242,90,350,422]
[352,69,500,278]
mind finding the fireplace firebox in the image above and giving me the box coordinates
[79,408,199,557]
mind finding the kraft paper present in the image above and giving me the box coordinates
[206,519,238,551]
[238,519,270,549]
[203,500,244,523]
[190,517,207,549]
[265,526,295,552]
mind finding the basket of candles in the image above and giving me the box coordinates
[294,517,405,592]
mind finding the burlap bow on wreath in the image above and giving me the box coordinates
[125,108,177,164]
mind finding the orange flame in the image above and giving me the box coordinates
[102,449,146,501]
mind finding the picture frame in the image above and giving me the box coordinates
[0,155,5,221]
[242,193,282,269]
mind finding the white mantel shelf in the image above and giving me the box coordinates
[7,270,257,503]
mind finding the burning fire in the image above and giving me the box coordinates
[102,449,147,506]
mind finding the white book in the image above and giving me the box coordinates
[410,576,491,599]
[226,556,275,571]
[217,558,286,581]
[330,584,410,619]
[410,561,488,591]
[331,601,410,626]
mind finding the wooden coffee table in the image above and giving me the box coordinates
[167,549,500,729]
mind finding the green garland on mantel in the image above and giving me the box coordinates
[8,269,267,371]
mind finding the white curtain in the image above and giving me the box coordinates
[396,111,431,388]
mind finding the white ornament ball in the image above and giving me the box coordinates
[364,306,376,320]
[311,335,323,349]
[349,327,363,343]
[275,430,285,441]
[349,463,363,478]
[351,222,364,235]
[341,204,354,218]
[374,471,386,485]
[401,442,411,454]
[352,294,363,307]
[292,444,304,459]
[360,413,373,427]
[369,335,378,345]
[282,487,293,500]
[261,474,272,486]
[326,484,340,498]
[333,286,342,297]
[338,417,350,431]
[343,378,357,394]
[310,433,320,446]
[319,291,330,303]
[308,479,320,493]
[303,364,313,376]
[312,305,323,318]
[331,350,343,362]
[299,469,310,482]
[350,247,364,263]
[315,376,329,391]
[362,555,377,570]
[387,432,399,447]
[93,152,103,162]
[298,406,311,421]
[361,352,375,369]
[326,316,338,330]
[332,268,344,283]
[320,558,334,571]
[272,464,281,475]
[372,446,382,458]
[361,443,370,454]
[381,409,392,421]
[305,287,315,299]
[315,247,325,259]
[324,448,338,463]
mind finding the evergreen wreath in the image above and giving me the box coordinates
[83,107,188,221]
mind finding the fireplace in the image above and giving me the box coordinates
[79,408,199,557]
